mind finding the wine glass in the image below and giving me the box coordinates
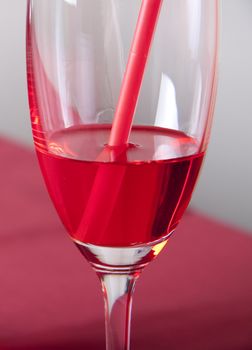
[26,0,219,349]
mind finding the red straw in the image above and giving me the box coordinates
[75,1,163,245]
[109,0,163,147]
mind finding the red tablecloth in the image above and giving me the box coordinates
[0,137,252,350]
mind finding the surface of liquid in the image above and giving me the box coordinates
[37,125,204,247]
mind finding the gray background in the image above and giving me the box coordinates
[0,0,251,232]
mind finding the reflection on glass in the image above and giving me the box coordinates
[155,73,178,130]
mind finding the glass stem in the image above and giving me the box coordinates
[96,269,140,350]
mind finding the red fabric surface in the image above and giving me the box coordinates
[0,137,252,350]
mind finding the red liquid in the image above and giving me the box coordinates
[37,125,204,247]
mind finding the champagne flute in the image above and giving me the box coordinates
[26,1,219,349]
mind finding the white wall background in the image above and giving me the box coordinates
[0,0,31,143]
[191,0,252,232]
[0,0,251,233]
